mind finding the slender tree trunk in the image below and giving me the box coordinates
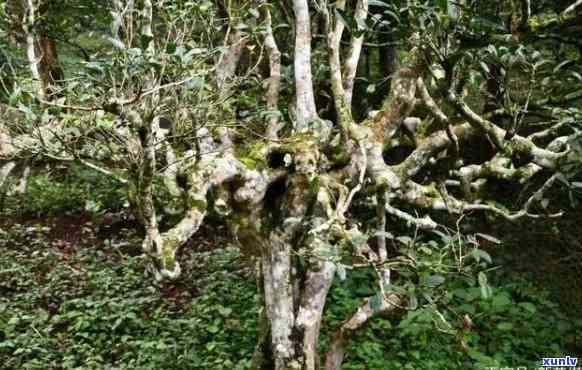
[20,0,63,100]
[38,37,64,96]
[293,0,318,130]
[253,161,339,370]
[142,0,154,53]
[262,4,282,140]
[22,0,45,100]
[343,0,368,107]
[251,258,274,369]
[0,162,16,190]
[216,0,247,93]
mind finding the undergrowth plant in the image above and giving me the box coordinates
[0,224,578,370]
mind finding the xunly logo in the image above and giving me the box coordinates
[542,356,578,367]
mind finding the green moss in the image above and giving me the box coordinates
[527,16,543,32]
[240,157,260,170]
[280,132,317,153]
[309,177,321,194]
[507,138,531,155]
[237,141,269,170]
[527,11,573,33]
[327,144,351,167]
[424,183,440,197]
[191,198,207,211]
[415,118,432,138]
[162,238,178,271]
[231,213,264,256]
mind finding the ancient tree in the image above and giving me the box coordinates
[1,0,581,369]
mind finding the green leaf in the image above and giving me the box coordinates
[564,89,582,101]
[0,341,16,349]
[471,249,492,264]
[218,306,232,317]
[337,264,347,281]
[425,275,445,287]
[553,60,575,74]
[8,87,22,106]
[107,37,126,50]
[569,71,582,82]
[369,0,390,7]
[407,294,418,310]
[491,293,511,309]
[478,272,492,299]
[140,34,154,50]
[382,10,401,24]
[497,322,513,331]
[370,292,383,313]
[166,42,177,54]
[470,16,506,33]
[7,316,19,325]
[418,246,433,255]
[458,304,476,314]
[396,236,412,246]
[518,302,537,314]
[435,0,448,12]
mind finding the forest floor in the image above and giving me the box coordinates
[0,212,581,370]
[0,214,260,370]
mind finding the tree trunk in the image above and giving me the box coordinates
[17,0,63,100]
[293,0,318,130]
[257,232,336,370]
[250,163,337,370]
[38,37,64,97]
[22,0,45,100]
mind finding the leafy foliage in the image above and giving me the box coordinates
[0,223,578,369]
[0,225,257,370]
[1,165,126,217]
[322,268,579,370]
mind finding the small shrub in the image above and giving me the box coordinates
[2,164,127,217]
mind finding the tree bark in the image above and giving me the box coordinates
[297,260,336,370]
[22,0,45,100]
[38,37,64,97]
[262,233,298,369]
[0,162,16,191]
[259,236,336,370]
[293,0,318,130]
[17,0,63,100]
[343,0,368,107]
[262,4,283,139]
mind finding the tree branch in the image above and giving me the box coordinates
[261,3,283,140]
[293,0,319,130]
[325,294,401,370]
[343,0,368,106]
